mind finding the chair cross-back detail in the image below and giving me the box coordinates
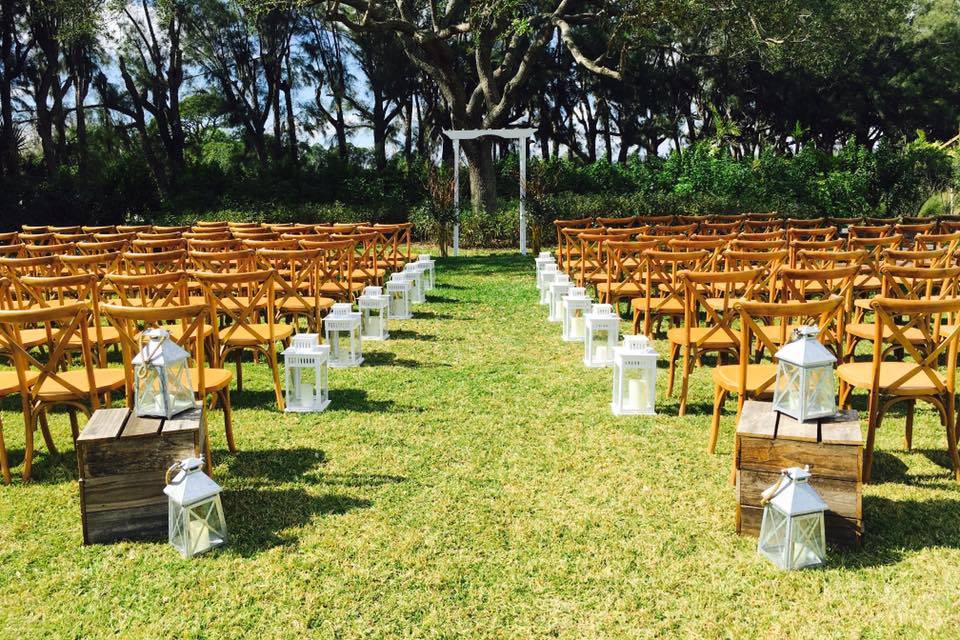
[634,249,711,335]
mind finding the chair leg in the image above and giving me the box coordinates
[269,347,285,411]
[904,399,915,451]
[0,415,10,485]
[632,308,641,335]
[235,350,243,393]
[221,389,236,454]
[667,343,678,397]
[39,410,57,455]
[838,379,851,410]
[709,385,728,455]
[68,408,80,442]
[22,406,36,483]
[945,399,960,482]
[679,345,692,418]
[862,392,880,483]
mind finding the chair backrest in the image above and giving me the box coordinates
[553,218,594,250]
[786,218,828,230]
[741,219,784,233]
[60,251,123,278]
[153,225,189,234]
[789,238,844,266]
[81,225,116,234]
[53,232,91,244]
[776,264,860,319]
[787,226,836,243]
[123,249,188,275]
[711,214,747,224]
[848,225,893,239]
[604,239,661,297]
[722,249,788,299]
[729,238,786,252]
[334,231,379,282]
[653,223,697,237]
[18,232,54,245]
[914,232,960,261]
[104,271,190,308]
[241,238,299,250]
[256,248,322,327]
[637,215,675,226]
[25,242,75,257]
[77,239,131,255]
[192,269,279,351]
[882,248,948,268]
[193,220,230,229]
[0,231,18,246]
[131,237,187,253]
[895,222,936,239]
[93,232,138,243]
[189,249,255,273]
[187,238,242,253]
[596,215,638,228]
[667,237,727,271]
[641,249,711,313]
[232,230,278,241]
[576,232,612,287]
[20,225,48,233]
[879,264,960,302]
[677,215,709,226]
[184,232,233,243]
[116,225,152,234]
[680,268,765,346]
[700,221,741,236]
[795,249,867,272]
[299,239,356,299]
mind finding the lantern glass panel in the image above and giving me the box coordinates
[774,361,803,417]
[619,367,654,414]
[566,305,586,340]
[807,365,836,417]
[362,306,385,339]
[758,505,790,567]
[592,328,613,362]
[389,288,409,318]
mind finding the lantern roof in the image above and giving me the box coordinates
[566,287,588,299]
[551,273,571,285]
[541,263,558,272]
[361,286,384,297]
[330,303,353,316]
[587,303,617,319]
[132,328,190,367]
[620,334,657,355]
[418,254,433,262]
[766,466,828,516]
[537,251,552,259]
[164,457,222,506]
[775,327,836,367]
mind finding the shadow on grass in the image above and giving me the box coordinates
[412,310,456,320]
[220,448,406,488]
[331,388,396,412]
[230,388,283,411]
[1,447,77,484]
[361,351,424,368]
[389,329,437,341]
[222,487,372,555]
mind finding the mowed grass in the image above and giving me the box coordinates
[2,249,960,638]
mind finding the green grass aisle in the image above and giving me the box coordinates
[2,250,960,638]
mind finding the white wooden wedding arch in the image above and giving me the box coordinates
[443,128,537,256]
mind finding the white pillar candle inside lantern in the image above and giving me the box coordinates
[611,335,658,416]
[539,264,560,305]
[132,328,196,419]
[416,254,436,291]
[386,273,413,320]
[758,466,828,570]
[535,252,555,286]
[562,287,592,342]
[283,333,331,412]
[584,303,620,367]
[773,326,837,422]
[358,285,390,341]
[548,274,571,322]
[164,457,227,558]
[324,303,363,368]
[403,262,426,304]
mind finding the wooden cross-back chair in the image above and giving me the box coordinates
[689,232,737,244]
[187,238,242,253]
[848,225,893,239]
[634,249,711,335]
[838,297,960,482]
[558,227,588,274]
[299,238,361,301]
[786,226,836,244]
[0,255,61,283]
[77,239,131,256]
[602,226,650,240]
[844,264,960,362]
[737,229,786,242]
[914,232,960,263]
[255,248,334,332]
[786,218,828,230]
[847,235,903,298]
[52,233,91,245]
[93,231,137,243]
[883,247,948,268]
[116,225,152,234]
[81,225,115,234]
[722,249,788,301]
[131,237,187,253]
[18,232,54,245]
[596,239,660,310]
[0,232,18,246]
[123,249,188,277]
[670,268,765,418]
[192,269,289,409]
[653,223,697,237]
[0,243,24,258]
[104,270,190,312]
[369,223,411,271]
[728,238,786,252]
[335,231,383,285]
[895,222,936,241]
[25,242,75,257]
[596,215,638,228]
[712,297,844,460]
[575,232,612,292]
[102,303,234,467]
[772,264,858,356]
[700,221,741,236]
[938,220,960,234]
[741,220,784,234]
[0,303,126,481]
[788,238,844,267]
[188,248,255,273]
[667,238,727,271]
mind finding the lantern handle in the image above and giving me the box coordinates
[760,470,794,505]
[165,461,182,486]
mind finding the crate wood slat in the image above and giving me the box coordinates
[735,400,863,547]
[77,407,202,545]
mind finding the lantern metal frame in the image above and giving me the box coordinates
[324,303,363,368]
[772,326,837,422]
[539,265,560,305]
[283,333,331,412]
[535,251,555,287]
[403,263,426,304]
[562,287,592,342]
[417,254,436,291]
[164,456,227,558]
[583,303,620,368]
[611,335,658,416]
[358,285,390,341]
[386,274,413,320]
[757,466,828,570]
[132,328,197,419]
[548,274,571,322]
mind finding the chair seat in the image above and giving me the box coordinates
[66,326,121,347]
[15,328,53,349]
[845,323,926,342]
[219,323,293,346]
[319,282,365,297]
[837,362,946,395]
[712,363,778,393]
[756,324,809,345]
[596,282,642,297]
[854,275,882,291]
[667,327,741,348]
[631,297,684,313]
[0,370,37,395]
[34,368,126,400]
[189,368,232,392]
[279,297,336,313]
[349,268,386,281]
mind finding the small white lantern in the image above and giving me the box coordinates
[132,328,196,419]
[386,273,413,320]
[758,466,828,570]
[403,262,426,304]
[324,303,363,368]
[611,335,658,416]
[358,285,390,341]
[548,273,572,322]
[584,303,620,368]
[417,254,436,291]
[164,456,227,558]
[562,287,592,342]
[773,326,837,422]
[535,251,554,286]
[539,264,560,305]
[537,261,558,293]
[283,333,330,412]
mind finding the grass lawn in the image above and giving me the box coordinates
[2,249,960,638]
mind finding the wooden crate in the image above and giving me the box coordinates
[734,400,863,547]
[76,407,202,544]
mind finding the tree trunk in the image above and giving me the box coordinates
[461,138,497,215]
[0,77,15,175]
[283,73,297,164]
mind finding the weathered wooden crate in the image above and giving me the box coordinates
[734,400,863,547]
[76,407,202,544]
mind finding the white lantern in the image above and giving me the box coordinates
[386,273,413,320]
[562,287,592,342]
[539,264,560,305]
[132,328,196,419]
[535,251,554,286]
[283,333,330,412]
[358,285,390,341]
[773,326,837,422]
[584,303,620,368]
[417,254,436,291]
[164,456,227,558]
[611,335,658,416]
[548,273,571,322]
[403,262,426,304]
[758,466,828,570]
[324,303,363,368]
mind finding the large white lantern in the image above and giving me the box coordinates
[324,303,363,368]
[758,466,828,570]
[132,328,196,419]
[403,262,426,304]
[358,285,390,341]
[535,251,554,286]
[548,273,572,322]
[584,303,620,368]
[539,264,560,305]
[562,287,592,342]
[417,254,436,291]
[386,273,413,320]
[164,456,227,558]
[283,333,330,412]
[611,335,658,416]
[773,326,837,422]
